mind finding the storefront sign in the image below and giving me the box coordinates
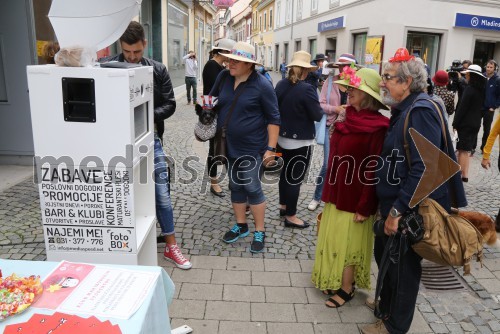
[318,16,345,32]
[455,13,500,31]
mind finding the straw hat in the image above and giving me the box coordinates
[335,67,389,110]
[286,51,318,69]
[223,41,260,64]
[432,70,449,87]
[213,38,236,52]
[461,64,486,78]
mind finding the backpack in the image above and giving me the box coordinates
[403,98,483,274]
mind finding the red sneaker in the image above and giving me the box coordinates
[164,244,192,269]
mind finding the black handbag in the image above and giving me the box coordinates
[212,77,250,162]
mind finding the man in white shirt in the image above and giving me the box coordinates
[183,51,198,105]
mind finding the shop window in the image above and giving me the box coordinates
[406,32,440,75]
[295,40,301,52]
[353,33,367,66]
[309,39,317,58]
[167,2,189,88]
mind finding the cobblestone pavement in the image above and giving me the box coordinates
[0,70,499,333]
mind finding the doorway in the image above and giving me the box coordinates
[473,40,499,70]
[325,37,337,63]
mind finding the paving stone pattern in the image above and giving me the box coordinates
[0,71,499,333]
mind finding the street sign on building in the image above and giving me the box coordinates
[455,13,500,31]
[318,16,345,32]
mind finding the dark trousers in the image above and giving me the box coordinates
[374,235,422,334]
[206,137,226,178]
[475,109,495,151]
[185,77,197,103]
[279,145,312,216]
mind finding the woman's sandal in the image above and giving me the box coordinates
[325,288,355,308]
[322,281,355,296]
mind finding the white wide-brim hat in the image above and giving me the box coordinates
[461,64,486,78]
[223,41,260,64]
[286,50,317,69]
[213,38,236,52]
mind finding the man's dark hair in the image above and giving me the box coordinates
[462,60,472,67]
[120,21,145,45]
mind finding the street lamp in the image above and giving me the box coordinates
[219,17,225,25]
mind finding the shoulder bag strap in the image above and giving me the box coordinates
[403,98,449,168]
[402,98,458,207]
[222,72,253,128]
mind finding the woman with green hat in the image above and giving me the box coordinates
[311,67,389,308]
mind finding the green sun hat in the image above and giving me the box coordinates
[334,67,389,110]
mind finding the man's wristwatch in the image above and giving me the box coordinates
[266,146,277,152]
[389,207,402,218]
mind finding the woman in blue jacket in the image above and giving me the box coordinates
[275,51,323,228]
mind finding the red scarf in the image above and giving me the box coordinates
[334,106,389,134]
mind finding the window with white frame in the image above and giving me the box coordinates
[276,2,281,27]
[269,9,273,29]
[329,0,340,8]
[285,0,291,24]
[297,0,303,20]
[311,0,318,13]
[264,12,267,31]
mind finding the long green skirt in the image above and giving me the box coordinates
[311,203,374,291]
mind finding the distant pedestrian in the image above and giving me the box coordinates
[480,60,500,152]
[279,59,287,79]
[183,51,198,105]
[305,53,326,90]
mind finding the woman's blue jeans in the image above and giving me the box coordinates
[154,137,175,236]
[313,126,330,201]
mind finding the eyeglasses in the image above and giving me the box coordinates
[381,73,400,83]
[345,87,354,93]
[228,58,241,64]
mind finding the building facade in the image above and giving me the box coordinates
[273,0,500,75]
[250,0,276,69]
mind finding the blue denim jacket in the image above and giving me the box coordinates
[376,92,467,217]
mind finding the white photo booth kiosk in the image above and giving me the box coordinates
[27,64,157,266]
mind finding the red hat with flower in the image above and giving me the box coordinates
[389,48,415,63]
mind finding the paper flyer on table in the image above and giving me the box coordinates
[33,261,96,310]
[57,266,159,319]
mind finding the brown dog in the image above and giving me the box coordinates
[457,210,499,247]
